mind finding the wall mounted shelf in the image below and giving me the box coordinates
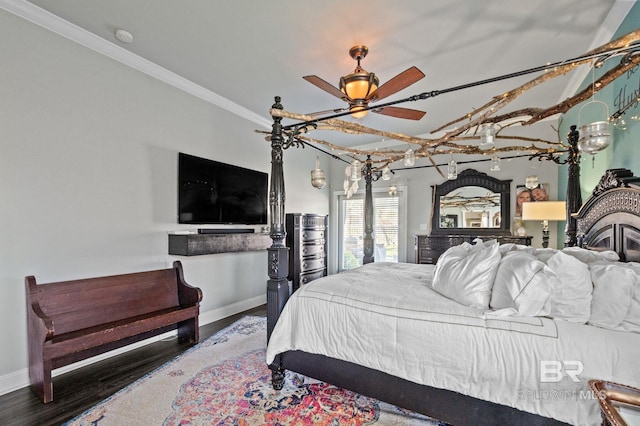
[168,233,271,256]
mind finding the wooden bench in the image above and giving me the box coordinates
[25,260,202,403]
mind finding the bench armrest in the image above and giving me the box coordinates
[25,276,55,341]
[173,261,203,307]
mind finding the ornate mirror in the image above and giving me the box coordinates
[431,169,512,236]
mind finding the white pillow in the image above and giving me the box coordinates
[432,240,501,309]
[621,289,640,333]
[617,263,640,333]
[491,251,555,316]
[498,243,534,256]
[530,247,559,263]
[545,251,592,323]
[562,246,619,264]
[589,262,634,329]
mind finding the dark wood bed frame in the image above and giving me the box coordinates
[265,97,640,425]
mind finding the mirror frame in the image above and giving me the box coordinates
[431,169,512,236]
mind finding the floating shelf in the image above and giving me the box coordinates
[168,233,272,256]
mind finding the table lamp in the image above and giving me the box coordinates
[522,201,566,248]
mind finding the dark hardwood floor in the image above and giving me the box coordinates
[0,305,267,426]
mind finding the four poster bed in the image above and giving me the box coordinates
[264,99,640,425]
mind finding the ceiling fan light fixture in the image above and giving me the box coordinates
[349,104,368,119]
[303,44,426,121]
[340,70,379,100]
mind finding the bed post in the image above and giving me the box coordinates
[564,125,581,247]
[363,155,375,264]
[267,96,289,389]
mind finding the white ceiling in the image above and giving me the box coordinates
[4,0,632,148]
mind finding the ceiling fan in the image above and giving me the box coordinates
[303,45,426,120]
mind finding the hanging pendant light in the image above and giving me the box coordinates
[577,67,613,156]
[525,175,539,189]
[447,159,457,180]
[403,149,415,166]
[310,156,327,189]
[490,155,501,171]
[350,159,362,181]
[381,166,391,180]
[578,102,612,155]
[479,123,496,148]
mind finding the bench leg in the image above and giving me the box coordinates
[177,317,199,344]
[29,357,53,403]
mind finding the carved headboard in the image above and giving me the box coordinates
[574,169,640,262]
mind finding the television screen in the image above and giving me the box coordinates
[178,153,268,225]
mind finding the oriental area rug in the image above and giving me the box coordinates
[65,316,443,426]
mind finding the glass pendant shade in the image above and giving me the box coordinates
[403,149,415,167]
[525,175,539,189]
[490,155,501,171]
[381,166,391,180]
[388,185,398,196]
[447,160,457,180]
[310,156,327,189]
[479,123,496,147]
[578,120,612,155]
[350,160,362,181]
[577,100,612,155]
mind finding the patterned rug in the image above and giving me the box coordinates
[65,316,443,425]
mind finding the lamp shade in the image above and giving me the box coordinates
[522,201,566,221]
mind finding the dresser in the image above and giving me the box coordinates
[286,213,328,290]
[414,234,532,264]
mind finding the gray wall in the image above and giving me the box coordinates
[0,6,561,394]
[0,10,329,392]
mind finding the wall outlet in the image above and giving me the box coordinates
[419,223,429,231]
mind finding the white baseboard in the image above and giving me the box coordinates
[0,295,266,397]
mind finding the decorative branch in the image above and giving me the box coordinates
[259,29,640,168]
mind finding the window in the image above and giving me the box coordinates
[336,187,407,271]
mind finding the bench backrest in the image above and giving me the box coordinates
[29,268,180,335]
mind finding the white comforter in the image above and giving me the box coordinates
[266,262,640,426]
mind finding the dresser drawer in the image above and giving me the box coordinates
[300,256,325,272]
[299,268,326,286]
[301,229,325,241]
[301,242,325,257]
[417,249,440,264]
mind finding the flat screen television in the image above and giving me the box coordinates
[178,152,268,225]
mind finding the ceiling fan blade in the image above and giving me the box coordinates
[373,106,426,120]
[368,66,425,102]
[303,75,349,101]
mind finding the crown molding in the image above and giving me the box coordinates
[0,0,272,129]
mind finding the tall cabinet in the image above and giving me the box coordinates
[286,213,328,290]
